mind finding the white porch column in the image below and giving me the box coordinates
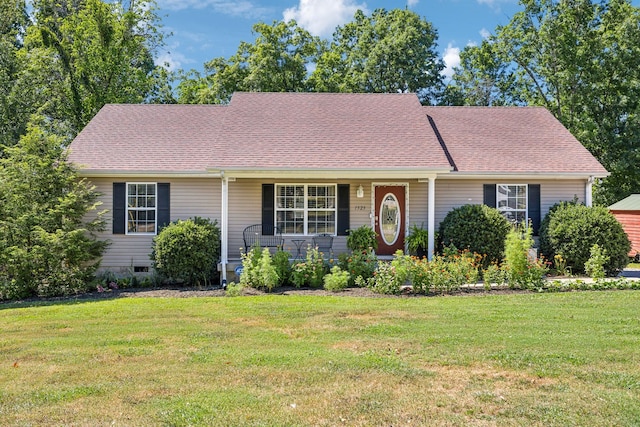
[585,176,594,207]
[428,176,436,260]
[220,175,229,286]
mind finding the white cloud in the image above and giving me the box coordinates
[442,43,460,79]
[407,0,419,6]
[155,42,196,71]
[283,0,368,37]
[157,0,270,18]
[156,52,184,71]
[480,28,491,39]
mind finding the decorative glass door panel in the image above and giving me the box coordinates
[380,193,400,245]
[374,185,406,255]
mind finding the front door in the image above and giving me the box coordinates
[374,185,406,255]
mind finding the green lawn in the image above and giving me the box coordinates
[1,291,640,426]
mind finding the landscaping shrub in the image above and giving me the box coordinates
[361,250,480,295]
[358,262,402,295]
[503,224,548,289]
[225,282,244,297]
[272,249,292,286]
[338,249,377,286]
[438,204,510,265]
[151,217,220,285]
[291,246,326,288]
[0,125,108,300]
[584,244,608,280]
[346,225,378,252]
[390,250,413,286]
[482,263,505,289]
[539,203,630,275]
[323,266,350,292]
[410,251,479,294]
[539,200,577,260]
[239,247,278,291]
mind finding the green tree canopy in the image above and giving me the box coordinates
[0,122,107,299]
[177,20,322,104]
[310,8,444,104]
[178,9,444,105]
[8,0,168,143]
[450,0,640,205]
[0,0,29,150]
[444,40,521,106]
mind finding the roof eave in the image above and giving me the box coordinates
[211,167,453,180]
[76,169,221,179]
[442,171,609,180]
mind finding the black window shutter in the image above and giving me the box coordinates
[483,184,496,208]
[157,183,170,232]
[528,184,541,235]
[113,183,126,234]
[337,184,350,236]
[262,184,275,235]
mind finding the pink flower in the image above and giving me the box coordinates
[97,285,105,293]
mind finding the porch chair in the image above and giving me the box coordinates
[242,224,284,250]
[312,233,334,260]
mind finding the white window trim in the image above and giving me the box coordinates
[496,183,528,225]
[125,182,158,235]
[275,183,338,236]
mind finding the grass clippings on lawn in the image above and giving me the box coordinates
[1,291,640,426]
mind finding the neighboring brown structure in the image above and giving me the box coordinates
[609,195,640,258]
[67,92,608,282]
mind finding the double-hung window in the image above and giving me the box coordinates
[497,184,527,224]
[275,184,336,235]
[127,183,157,234]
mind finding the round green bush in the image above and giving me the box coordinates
[151,217,221,285]
[438,204,510,264]
[346,225,378,252]
[539,203,630,276]
[539,200,576,260]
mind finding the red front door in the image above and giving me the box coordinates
[374,185,406,255]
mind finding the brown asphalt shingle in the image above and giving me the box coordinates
[67,93,607,176]
[68,104,227,172]
[423,106,607,175]
[211,92,451,170]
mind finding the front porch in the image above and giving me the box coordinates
[217,175,440,285]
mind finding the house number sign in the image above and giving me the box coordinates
[354,205,368,211]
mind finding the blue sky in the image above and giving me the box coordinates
[153,0,524,78]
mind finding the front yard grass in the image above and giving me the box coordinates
[1,291,640,426]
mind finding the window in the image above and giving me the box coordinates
[497,184,527,224]
[275,184,336,235]
[127,183,156,234]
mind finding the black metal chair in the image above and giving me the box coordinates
[312,233,334,259]
[243,224,284,250]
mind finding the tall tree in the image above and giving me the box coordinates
[0,122,107,299]
[0,0,29,150]
[444,40,521,106]
[14,0,167,139]
[177,20,322,104]
[451,0,640,205]
[309,8,445,104]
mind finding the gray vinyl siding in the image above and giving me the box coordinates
[91,177,220,272]
[433,179,586,229]
[91,176,587,272]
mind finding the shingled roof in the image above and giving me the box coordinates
[211,92,450,171]
[423,106,607,175]
[68,104,227,174]
[68,92,607,177]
